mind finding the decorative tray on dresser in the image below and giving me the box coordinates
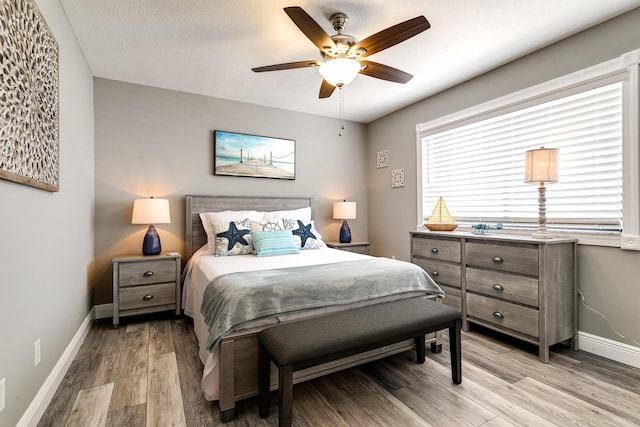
[410,230,577,363]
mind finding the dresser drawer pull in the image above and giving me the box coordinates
[492,311,504,320]
[431,248,439,254]
[143,271,154,277]
[492,284,504,292]
[142,294,154,301]
[492,256,504,264]
[431,271,439,277]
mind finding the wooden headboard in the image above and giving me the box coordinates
[185,195,315,260]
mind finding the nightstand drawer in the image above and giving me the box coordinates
[467,293,539,338]
[412,237,460,263]
[118,259,177,286]
[466,241,538,276]
[466,267,539,307]
[412,258,461,288]
[119,283,176,310]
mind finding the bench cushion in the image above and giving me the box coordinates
[259,297,460,368]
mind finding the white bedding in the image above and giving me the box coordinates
[182,246,427,400]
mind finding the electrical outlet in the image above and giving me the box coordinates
[0,377,5,413]
[35,339,41,367]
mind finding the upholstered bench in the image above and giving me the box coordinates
[258,297,462,426]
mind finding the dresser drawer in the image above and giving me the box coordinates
[119,283,176,310]
[466,241,538,276]
[412,258,461,288]
[466,267,539,307]
[118,259,177,286]
[466,293,539,338]
[412,236,460,263]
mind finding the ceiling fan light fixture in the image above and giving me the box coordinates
[319,58,361,87]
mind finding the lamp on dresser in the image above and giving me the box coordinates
[333,200,356,243]
[524,146,558,239]
[131,197,171,255]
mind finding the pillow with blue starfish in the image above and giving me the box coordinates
[282,219,326,249]
[212,218,254,256]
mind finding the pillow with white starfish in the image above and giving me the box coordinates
[282,219,326,249]
[212,218,253,256]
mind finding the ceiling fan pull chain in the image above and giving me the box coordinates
[339,86,345,137]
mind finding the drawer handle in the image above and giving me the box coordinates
[492,311,504,320]
[142,294,154,301]
[431,248,439,254]
[492,256,504,264]
[143,271,154,277]
[431,271,439,277]
[492,284,504,292]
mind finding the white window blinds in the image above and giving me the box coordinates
[421,82,623,232]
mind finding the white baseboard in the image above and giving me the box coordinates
[17,308,95,427]
[578,331,640,369]
[94,303,113,319]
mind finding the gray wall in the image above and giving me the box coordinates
[367,8,640,348]
[0,1,95,425]
[93,79,368,304]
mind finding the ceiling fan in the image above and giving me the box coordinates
[252,6,431,99]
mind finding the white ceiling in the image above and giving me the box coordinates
[59,0,640,123]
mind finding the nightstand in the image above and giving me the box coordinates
[112,254,181,328]
[325,241,370,255]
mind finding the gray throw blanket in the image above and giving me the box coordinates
[200,257,444,350]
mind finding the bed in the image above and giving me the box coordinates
[182,195,444,420]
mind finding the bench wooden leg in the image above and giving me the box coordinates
[278,364,294,427]
[414,335,426,363]
[449,318,462,384]
[258,342,271,418]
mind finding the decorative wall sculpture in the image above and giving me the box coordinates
[0,0,59,191]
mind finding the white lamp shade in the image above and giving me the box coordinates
[524,147,559,183]
[319,58,361,87]
[132,198,171,224]
[333,201,356,220]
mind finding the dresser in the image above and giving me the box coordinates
[410,230,576,362]
[112,254,181,328]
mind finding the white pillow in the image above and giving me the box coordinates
[263,206,311,222]
[200,210,264,252]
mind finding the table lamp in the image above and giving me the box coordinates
[131,197,171,255]
[333,201,356,243]
[524,147,558,239]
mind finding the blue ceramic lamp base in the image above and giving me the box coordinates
[142,224,162,255]
[339,220,351,243]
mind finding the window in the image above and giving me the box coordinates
[416,50,639,248]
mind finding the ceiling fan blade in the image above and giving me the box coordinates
[359,60,413,84]
[351,16,430,58]
[319,79,336,98]
[252,60,321,72]
[284,6,337,53]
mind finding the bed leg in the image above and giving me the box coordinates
[430,342,443,354]
[219,340,236,422]
[220,409,235,423]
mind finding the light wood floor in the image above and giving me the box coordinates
[38,314,640,427]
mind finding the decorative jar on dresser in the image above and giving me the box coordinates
[112,253,181,328]
[410,230,577,363]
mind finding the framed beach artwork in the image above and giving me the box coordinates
[213,130,295,180]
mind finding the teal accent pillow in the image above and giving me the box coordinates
[251,230,300,257]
